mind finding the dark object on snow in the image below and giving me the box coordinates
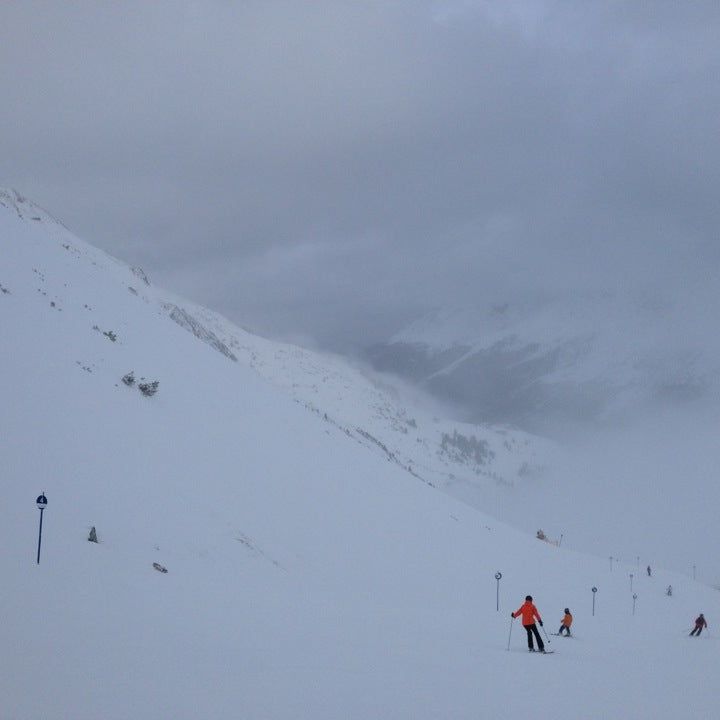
[647,565,652,577]
[666,585,673,596]
[152,562,168,574]
[88,526,98,543]
[690,613,707,636]
[122,371,135,386]
[139,380,159,397]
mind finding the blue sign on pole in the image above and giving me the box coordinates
[36,494,47,564]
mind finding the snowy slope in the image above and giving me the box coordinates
[0,188,546,499]
[1,189,719,719]
[165,301,551,508]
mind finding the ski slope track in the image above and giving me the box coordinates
[1,188,718,719]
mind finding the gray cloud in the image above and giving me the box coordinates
[2,1,719,349]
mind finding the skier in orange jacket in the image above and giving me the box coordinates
[512,595,545,652]
[558,608,573,636]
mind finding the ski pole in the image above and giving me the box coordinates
[540,624,551,645]
[507,616,514,651]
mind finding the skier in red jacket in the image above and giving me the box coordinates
[512,595,545,652]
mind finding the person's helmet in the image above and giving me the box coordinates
[526,595,532,601]
[564,608,570,614]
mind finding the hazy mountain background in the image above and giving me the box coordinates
[366,288,720,432]
[3,186,718,586]
[3,2,719,367]
[3,2,720,573]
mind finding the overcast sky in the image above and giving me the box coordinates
[2,1,719,351]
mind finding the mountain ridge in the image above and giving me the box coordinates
[0,186,548,516]
[368,293,719,430]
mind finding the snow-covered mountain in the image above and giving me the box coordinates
[367,295,720,431]
[0,188,546,503]
[2,188,719,719]
[168,306,553,512]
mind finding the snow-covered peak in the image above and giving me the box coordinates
[0,186,69,229]
[373,288,720,429]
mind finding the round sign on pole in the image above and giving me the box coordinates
[592,587,597,593]
[35,493,48,565]
[495,572,502,580]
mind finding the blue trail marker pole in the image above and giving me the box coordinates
[592,586,597,616]
[632,593,637,616]
[36,493,47,564]
[495,572,502,611]
[629,573,634,593]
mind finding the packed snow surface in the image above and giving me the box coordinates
[1,189,718,719]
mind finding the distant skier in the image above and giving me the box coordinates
[666,585,673,597]
[690,613,707,637]
[558,608,573,636]
[647,565,652,577]
[512,595,545,652]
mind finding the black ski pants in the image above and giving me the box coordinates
[690,625,704,636]
[558,624,571,636]
[524,623,544,650]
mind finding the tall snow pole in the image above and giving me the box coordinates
[495,572,502,612]
[629,573,634,593]
[36,493,48,564]
[591,586,597,616]
[609,556,613,572]
[636,555,640,570]
[632,593,637,616]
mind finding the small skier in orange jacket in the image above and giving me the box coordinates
[558,608,573,636]
[690,613,707,636]
[512,595,545,652]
